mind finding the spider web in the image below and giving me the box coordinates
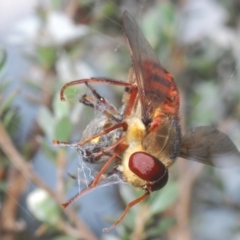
[75,145,126,194]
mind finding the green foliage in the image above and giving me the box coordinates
[27,188,61,225]
[54,116,73,140]
[149,181,178,215]
[37,46,58,70]
[51,0,64,9]
[116,181,178,238]
[0,49,22,227]
[0,50,21,139]
[60,85,82,104]
[0,47,7,76]
[52,236,78,240]
[38,106,55,138]
[145,218,176,238]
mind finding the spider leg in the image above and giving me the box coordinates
[87,136,124,162]
[80,94,120,121]
[85,82,119,116]
[60,78,133,101]
[61,138,128,208]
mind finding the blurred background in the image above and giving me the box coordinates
[0,0,240,239]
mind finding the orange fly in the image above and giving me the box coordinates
[54,10,240,232]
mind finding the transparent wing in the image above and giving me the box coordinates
[179,126,240,168]
[123,11,172,123]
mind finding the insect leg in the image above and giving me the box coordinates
[89,136,125,160]
[85,82,119,116]
[123,84,138,116]
[102,191,150,232]
[59,77,138,119]
[53,121,128,147]
[60,78,133,101]
[79,94,118,120]
[61,138,128,208]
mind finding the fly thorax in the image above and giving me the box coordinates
[119,117,147,189]
[125,116,146,146]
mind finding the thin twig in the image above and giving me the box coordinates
[0,167,26,240]
[56,148,66,195]
[131,204,149,240]
[0,120,98,240]
[171,160,203,240]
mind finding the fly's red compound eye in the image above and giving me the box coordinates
[129,151,168,191]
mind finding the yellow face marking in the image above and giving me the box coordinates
[125,117,146,145]
[90,136,100,144]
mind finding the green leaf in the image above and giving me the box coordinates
[0,90,19,115]
[51,0,64,9]
[149,181,178,215]
[52,236,78,240]
[190,81,220,124]
[0,47,7,77]
[0,156,10,167]
[0,79,11,93]
[37,106,55,138]
[37,46,57,70]
[159,2,175,24]
[54,116,73,140]
[41,140,57,161]
[0,181,8,191]
[146,217,175,237]
[2,108,18,128]
[119,184,138,205]
[27,189,61,225]
[53,93,70,120]
[62,85,82,104]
